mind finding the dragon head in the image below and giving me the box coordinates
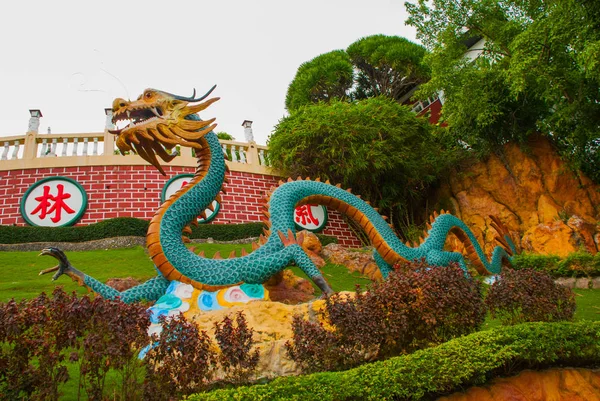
[109,85,219,175]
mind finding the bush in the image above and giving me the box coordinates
[188,321,600,401]
[190,223,263,241]
[0,218,149,244]
[0,218,339,246]
[0,288,149,401]
[143,314,215,401]
[486,268,576,325]
[214,312,260,385]
[315,233,337,247]
[511,252,600,278]
[286,261,486,372]
[143,311,260,400]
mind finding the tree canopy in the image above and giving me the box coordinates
[406,0,600,179]
[285,35,429,112]
[269,97,457,231]
[347,35,430,101]
[216,132,235,141]
[285,50,354,112]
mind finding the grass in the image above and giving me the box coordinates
[2,245,599,322]
[0,243,370,302]
[573,288,600,321]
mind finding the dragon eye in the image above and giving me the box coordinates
[145,92,153,99]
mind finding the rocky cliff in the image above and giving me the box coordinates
[439,136,600,257]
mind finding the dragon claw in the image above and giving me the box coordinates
[39,247,85,285]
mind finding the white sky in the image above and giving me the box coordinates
[0,0,417,145]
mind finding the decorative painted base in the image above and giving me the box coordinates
[146,280,269,337]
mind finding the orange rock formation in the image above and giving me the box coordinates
[439,368,600,401]
[442,136,600,257]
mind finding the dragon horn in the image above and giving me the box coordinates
[158,85,217,103]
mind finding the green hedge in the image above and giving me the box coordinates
[189,321,600,401]
[0,218,150,244]
[511,252,600,277]
[0,218,337,245]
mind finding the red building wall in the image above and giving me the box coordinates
[0,166,362,247]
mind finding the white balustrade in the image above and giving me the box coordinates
[0,130,273,175]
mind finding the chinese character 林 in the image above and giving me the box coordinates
[31,184,75,223]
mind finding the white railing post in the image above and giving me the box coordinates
[40,138,48,157]
[93,137,98,155]
[83,138,88,156]
[72,138,78,156]
[62,138,68,156]
[1,142,9,160]
[49,138,57,157]
[222,143,228,160]
[12,141,20,159]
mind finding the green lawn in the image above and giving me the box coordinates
[0,244,371,302]
[573,288,600,321]
[2,246,598,324]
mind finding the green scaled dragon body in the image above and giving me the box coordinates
[40,86,518,303]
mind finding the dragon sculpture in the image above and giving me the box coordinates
[40,86,518,303]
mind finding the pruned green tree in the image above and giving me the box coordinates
[269,97,458,234]
[285,35,429,112]
[406,0,600,180]
[216,132,235,141]
[346,35,430,101]
[285,50,354,112]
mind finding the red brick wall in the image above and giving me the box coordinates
[0,166,362,247]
